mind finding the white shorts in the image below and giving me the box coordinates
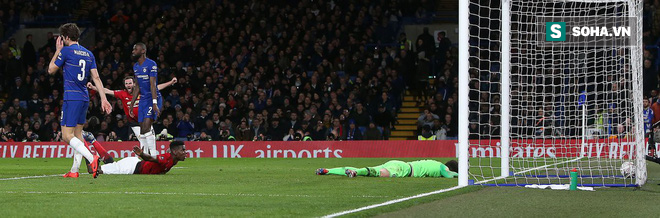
[131,126,141,137]
[131,126,155,136]
[100,157,141,174]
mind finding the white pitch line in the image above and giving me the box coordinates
[2,191,395,198]
[322,185,464,218]
[0,174,63,181]
[0,173,92,181]
[323,157,587,217]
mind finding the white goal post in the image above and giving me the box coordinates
[459,0,646,187]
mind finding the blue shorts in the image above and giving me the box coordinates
[61,100,89,127]
[138,95,163,123]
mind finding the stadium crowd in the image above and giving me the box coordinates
[2,0,658,142]
[0,0,453,142]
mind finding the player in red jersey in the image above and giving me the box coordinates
[98,140,186,175]
[87,76,176,156]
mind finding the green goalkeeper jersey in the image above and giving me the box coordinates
[409,160,458,178]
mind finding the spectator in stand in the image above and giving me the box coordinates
[39,32,56,53]
[109,10,129,25]
[417,27,436,57]
[644,98,654,135]
[0,126,15,142]
[235,120,253,141]
[418,110,439,129]
[374,104,396,140]
[23,34,36,68]
[194,109,210,132]
[344,120,363,140]
[267,118,286,141]
[202,120,220,140]
[250,119,266,141]
[312,120,328,140]
[350,103,371,129]
[444,114,458,138]
[0,112,7,127]
[418,125,436,140]
[364,122,383,140]
[176,114,194,139]
[644,59,658,95]
[415,39,431,105]
[328,118,344,139]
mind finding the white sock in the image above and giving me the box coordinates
[138,133,148,153]
[144,131,158,158]
[70,137,94,162]
[70,152,82,173]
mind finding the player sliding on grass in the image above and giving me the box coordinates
[128,43,162,158]
[87,76,176,157]
[48,23,112,179]
[316,160,459,178]
[99,140,186,175]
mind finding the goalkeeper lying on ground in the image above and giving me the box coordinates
[316,160,458,178]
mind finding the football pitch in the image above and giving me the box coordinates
[0,158,659,217]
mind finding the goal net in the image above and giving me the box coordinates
[458,0,646,187]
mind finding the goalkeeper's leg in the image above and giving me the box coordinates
[317,167,358,176]
[317,166,383,177]
[345,160,409,178]
[318,164,396,177]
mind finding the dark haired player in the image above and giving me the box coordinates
[48,23,112,178]
[129,42,162,159]
[88,76,177,157]
[99,141,187,175]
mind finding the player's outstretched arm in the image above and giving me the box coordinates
[439,165,458,178]
[87,82,115,96]
[91,69,112,114]
[157,77,177,91]
[47,36,64,75]
[128,82,140,118]
[133,146,158,163]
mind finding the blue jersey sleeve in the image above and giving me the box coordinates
[90,53,98,70]
[54,48,67,68]
[149,61,157,78]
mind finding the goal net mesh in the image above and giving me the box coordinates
[465,0,646,187]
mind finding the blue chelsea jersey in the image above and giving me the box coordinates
[54,44,97,101]
[133,58,161,100]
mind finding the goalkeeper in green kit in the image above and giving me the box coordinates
[316,160,458,178]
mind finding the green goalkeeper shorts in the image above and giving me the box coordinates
[374,160,411,178]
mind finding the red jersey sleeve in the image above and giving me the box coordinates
[114,90,126,99]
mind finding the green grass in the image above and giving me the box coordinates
[375,161,660,218]
[0,158,462,217]
[1,158,659,217]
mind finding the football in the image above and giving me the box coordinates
[620,161,635,178]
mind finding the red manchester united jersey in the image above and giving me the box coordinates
[114,90,139,122]
[140,153,176,174]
